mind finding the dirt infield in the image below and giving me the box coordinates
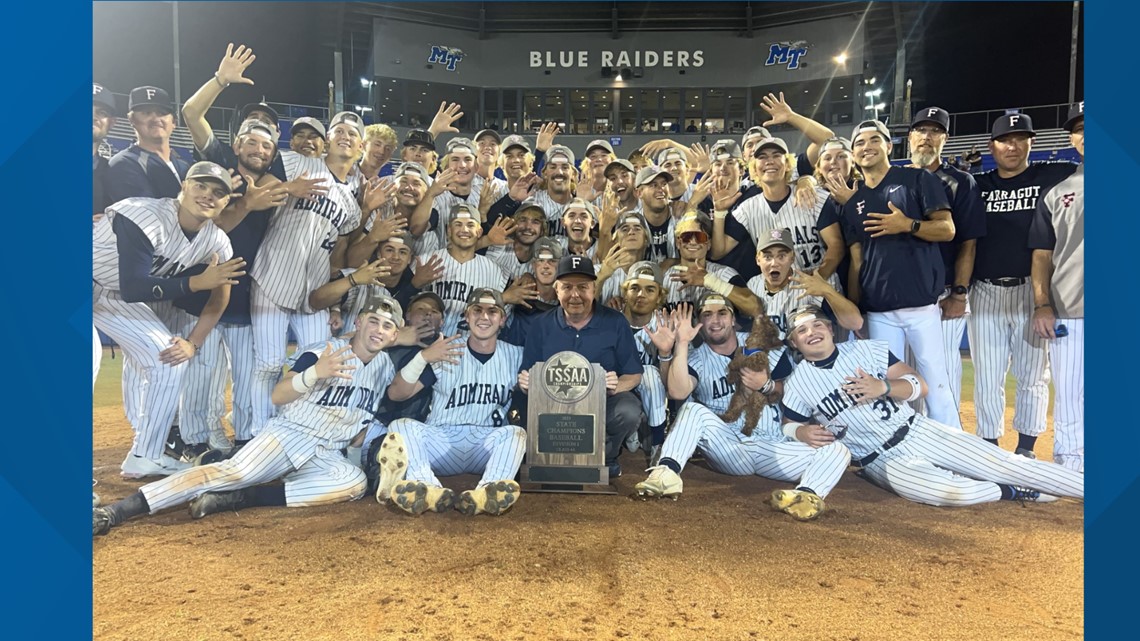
[92,359,1082,641]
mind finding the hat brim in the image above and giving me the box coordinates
[757,240,793,252]
[637,171,674,187]
[1063,115,1084,132]
[292,123,326,139]
[130,102,174,115]
[191,175,233,195]
[991,129,1036,141]
[910,119,947,131]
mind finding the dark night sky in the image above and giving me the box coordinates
[93,2,1083,115]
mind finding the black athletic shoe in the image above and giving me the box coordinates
[164,425,189,460]
[92,507,113,536]
[188,490,248,519]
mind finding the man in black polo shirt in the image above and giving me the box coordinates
[517,255,644,476]
[970,113,1077,457]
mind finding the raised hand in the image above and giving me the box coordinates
[411,254,446,288]
[823,173,857,205]
[217,43,257,87]
[688,142,711,174]
[760,91,797,127]
[421,333,466,366]
[351,259,391,286]
[503,276,541,308]
[428,102,463,138]
[361,176,398,213]
[690,172,714,207]
[842,367,888,405]
[190,254,247,292]
[227,168,245,194]
[485,217,517,246]
[509,172,539,202]
[788,269,831,299]
[428,168,458,197]
[535,122,560,152]
[670,263,707,290]
[478,179,496,218]
[712,176,742,211]
[672,302,703,344]
[645,309,677,354]
[241,177,289,211]
[369,213,409,243]
[314,343,357,381]
[638,139,681,160]
[863,202,913,238]
[159,337,197,366]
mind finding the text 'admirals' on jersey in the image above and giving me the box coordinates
[982,186,1043,213]
[443,382,511,409]
[431,280,471,304]
[710,375,735,402]
[294,193,351,228]
[315,385,380,412]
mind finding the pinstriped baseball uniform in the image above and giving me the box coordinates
[659,339,849,495]
[645,216,678,263]
[430,189,482,244]
[93,198,233,461]
[745,277,822,338]
[485,244,531,281]
[780,340,1083,505]
[415,249,509,335]
[663,262,741,308]
[473,174,508,204]
[363,207,442,258]
[630,316,667,428]
[556,236,598,261]
[389,342,525,488]
[249,150,362,435]
[529,189,574,237]
[138,337,396,511]
[730,183,828,272]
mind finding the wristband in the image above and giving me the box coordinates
[657,351,674,363]
[213,72,230,89]
[186,337,201,352]
[291,367,316,394]
[702,273,734,297]
[713,209,728,220]
[880,378,892,399]
[760,379,775,395]
[1034,303,1051,310]
[900,374,923,402]
[782,422,803,441]
[400,352,429,384]
[348,273,359,287]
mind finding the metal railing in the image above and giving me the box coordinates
[947,103,1073,138]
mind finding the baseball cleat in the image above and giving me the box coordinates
[120,454,191,479]
[456,480,520,516]
[192,448,227,466]
[92,507,112,537]
[634,466,683,499]
[1014,448,1037,460]
[770,489,826,521]
[374,433,408,504]
[1004,486,1059,504]
[208,427,234,453]
[392,481,455,516]
[189,489,248,519]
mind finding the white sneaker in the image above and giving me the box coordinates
[92,479,100,507]
[635,465,683,498]
[624,431,641,454]
[121,453,192,479]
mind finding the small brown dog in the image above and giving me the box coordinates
[719,315,784,436]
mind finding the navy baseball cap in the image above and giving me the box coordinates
[185,161,233,195]
[1063,101,1084,132]
[407,291,445,315]
[556,255,597,280]
[991,113,1036,140]
[403,128,436,151]
[128,86,174,114]
[911,107,950,132]
[93,83,117,115]
[238,102,280,128]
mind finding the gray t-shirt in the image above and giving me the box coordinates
[1028,164,1083,318]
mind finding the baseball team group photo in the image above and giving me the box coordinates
[90,2,1085,640]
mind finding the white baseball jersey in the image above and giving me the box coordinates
[473,174,508,205]
[556,236,598,261]
[415,249,509,335]
[424,342,522,428]
[530,189,573,237]
[93,198,233,290]
[663,262,740,307]
[250,151,362,312]
[361,207,441,256]
[732,184,827,272]
[431,189,482,243]
[645,215,678,263]
[631,317,668,427]
[686,335,783,440]
[485,244,531,281]
[745,278,822,338]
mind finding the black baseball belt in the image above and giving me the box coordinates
[978,277,1028,287]
[851,416,915,468]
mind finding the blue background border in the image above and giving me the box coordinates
[3,1,1108,638]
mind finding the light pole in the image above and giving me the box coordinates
[361,78,377,117]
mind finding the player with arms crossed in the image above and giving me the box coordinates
[382,289,525,516]
[94,294,404,536]
[779,306,1083,507]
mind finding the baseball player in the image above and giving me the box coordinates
[663,212,758,317]
[601,158,643,220]
[484,199,549,280]
[383,288,525,516]
[93,82,118,215]
[970,113,1077,456]
[93,161,244,478]
[249,111,367,436]
[619,261,672,453]
[400,129,439,175]
[1028,101,1084,472]
[289,117,326,158]
[634,297,851,522]
[597,212,653,304]
[634,165,680,263]
[348,162,428,267]
[841,119,961,430]
[528,144,578,236]
[502,238,562,346]
[656,146,697,205]
[93,294,405,536]
[406,138,485,249]
[907,107,987,410]
[360,124,400,179]
[414,203,512,335]
[472,129,508,201]
[779,306,1083,507]
[745,228,862,337]
[576,139,617,203]
[105,85,189,203]
[691,140,760,278]
[496,134,537,194]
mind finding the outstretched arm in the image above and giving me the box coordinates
[182,43,257,152]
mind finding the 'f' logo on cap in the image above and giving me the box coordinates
[1008,115,1020,126]
[571,256,583,269]
[93,84,103,95]
[928,108,939,117]
[146,88,157,100]
[1078,101,1084,114]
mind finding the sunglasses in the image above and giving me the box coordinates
[679,231,709,244]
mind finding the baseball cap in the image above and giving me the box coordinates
[851,119,891,141]
[819,137,852,154]
[501,134,531,154]
[1063,101,1084,132]
[93,83,118,115]
[752,137,790,156]
[561,197,597,221]
[624,260,663,286]
[291,117,326,139]
[756,228,794,252]
[675,212,712,238]
[393,161,433,186]
[449,202,479,222]
[555,254,597,280]
[403,128,436,150]
[514,198,546,219]
[185,161,233,195]
[381,230,416,248]
[697,291,735,315]
[474,129,502,144]
[236,118,280,145]
[741,126,772,146]
[656,147,687,166]
[359,294,406,328]
[407,291,445,315]
[586,139,614,155]
[531,237,563,262]
[635,165,674,188]
[710,139,743,161]
[238,102,280,128]
[128,86,174,114]
[546,144,576,167]
[613,212,651,239]
[788,304,829,332]
[445,137,477,156]
[328,111,365,138]
[465,287,506,312]
[911,106,950,132]
[604,158,636,179]
[991,113,1037,140]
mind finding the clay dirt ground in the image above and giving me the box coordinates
[92,352,1083,641]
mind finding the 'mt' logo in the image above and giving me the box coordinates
[765,41,809,70]
[428,45,465,71]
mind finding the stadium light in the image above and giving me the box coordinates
[865,89,883,97]
[833,52,848,65]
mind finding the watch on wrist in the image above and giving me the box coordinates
[951,285,969,296]
[910,219,921,234]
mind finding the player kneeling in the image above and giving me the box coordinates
[379,288,525,517]
[93,295,404,536]
[634,296,851,521]
[779,306,1083,507]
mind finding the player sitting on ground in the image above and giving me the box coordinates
[779,305,1084,507]
[93,294,405,536]
[634,297,851,521]
[381,288,525,516]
